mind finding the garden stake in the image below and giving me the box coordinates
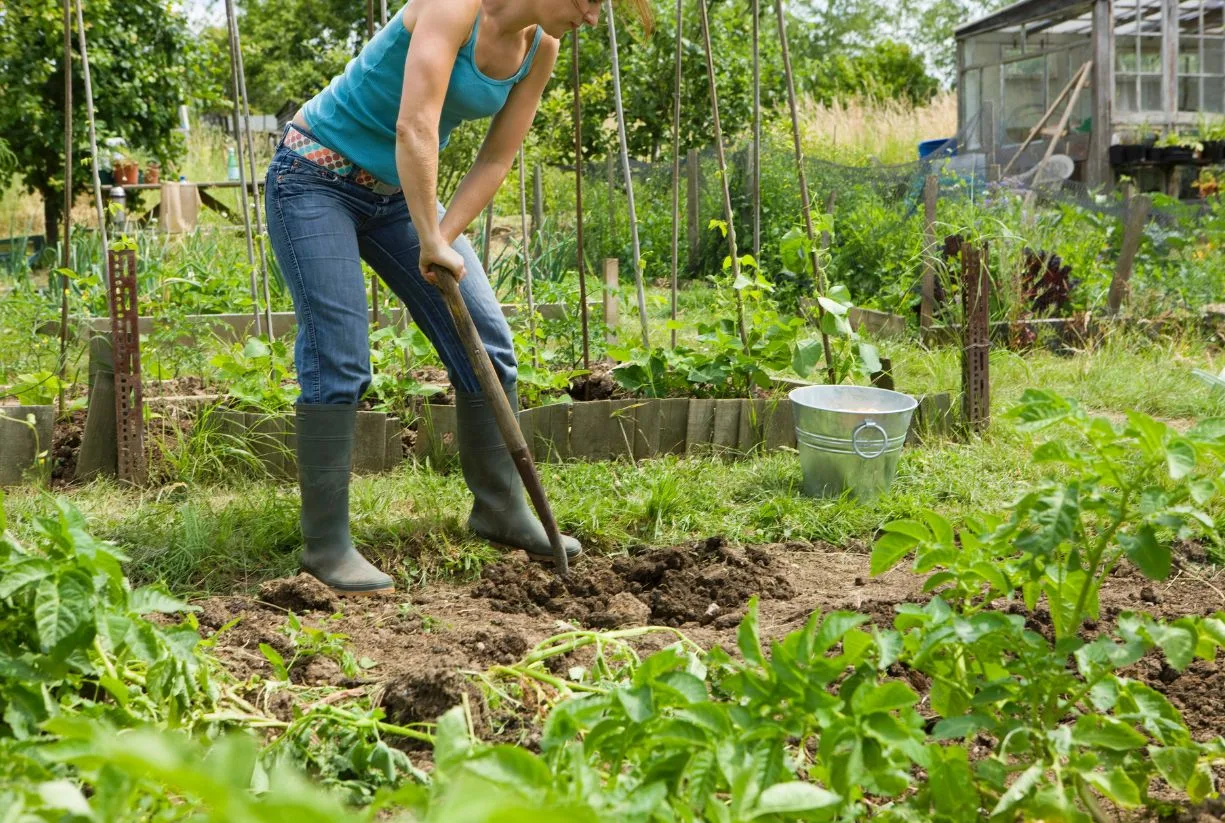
[59,0,73,418]
[751,0,761,264]
[223,0,263,337]
[572,29,591,376]
[73,0,107,255]
[697,0,749,354]
[430,264,569,577]
[517,147,538,368]
[605,0,650,348]
[228,1,275,339]
[668,0,682,350]
[772,0,834,383]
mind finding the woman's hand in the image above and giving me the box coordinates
[420,236,467,284]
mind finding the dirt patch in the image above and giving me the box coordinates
[50,409,84,484]
[567,361,624,402]
[194,543,1225,768]
[474,537,795,629]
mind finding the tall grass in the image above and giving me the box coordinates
[794,93,959,165]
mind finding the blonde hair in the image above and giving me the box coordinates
[615,0,654,33]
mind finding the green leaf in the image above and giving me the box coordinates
[827,284,851,304]
[816,295,849,316]
[1152,746,1197,789]
[750,782,841,817]
[463,746,551,789]
[931,715,985,740]
[1119,525,1170,581]
[1166,438,1196,480]
[738,598,766,668]
[0,557,53,598]
[1072,716,1148,751]
[1082,768,1141,807]
[242,337,270,359]
[880,519,932,543]
[1190,479,1217,505]
[870,532,916,576]
[434,705,473,770]
[1187,761,1215,804]
[791,340,825,378]
[129,586,195,615]
[35,572,90,653]
[991,763,1042,816]
[853,681,918,715]
[36,780,92,816]
[259,643,288,680]
[857,342,881,375]
[1151,621,1197,671]
[616,685,655,724]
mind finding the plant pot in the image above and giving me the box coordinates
[1109,145,1126,165]
[113,162,139,186]
[1161,146,1195,163]
[1203,141,1225,164]
[1122,144,1146,163]
[145,163,160,185]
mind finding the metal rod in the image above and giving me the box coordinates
[771,0,834,382]
[74,0,107,254]
[223,0,262,337]
[697,0,748,352]
[668,0,683,350]
[59,0,73,417]
[431,264,568,576]
[518,147,538,368]
[605,0,649,348]
[751,0,761,264]
[230,5,275,338]
[572,29,590,372]
[379,0,388,26]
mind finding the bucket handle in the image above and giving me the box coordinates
[851,420,888,459]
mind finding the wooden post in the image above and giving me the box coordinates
[605,0,649,348]
[532,163,544,240]
[920,175,938,330]
[669,0,683,349]
[518,148,538,368]
[572,29,590,372]
[224,0,263,337]
[961,242,990,433]
[606,150,617,252]
[698,0,748,353]
[480,202,494,274]
[686,148,699,270]
[870,357,895,392]
[1106,193,1151,315]
[1089,0,1114,189]
[751,0,761,264]
[60,0,73,417]
[603,258,619,341]
[772,0,836,383]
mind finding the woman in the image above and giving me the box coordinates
[266,0,649,595]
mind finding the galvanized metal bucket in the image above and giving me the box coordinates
[789,385,917,500]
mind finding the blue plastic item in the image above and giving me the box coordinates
[918,138,957,160]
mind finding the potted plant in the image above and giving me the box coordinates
[145,160,161,185]
[113,155,139,186]
[1154,131,1199,163]
[1200,117,1225,163]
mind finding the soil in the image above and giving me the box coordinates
[194,542,1225,813]
[50,410,85,483]
[566,360,626,402]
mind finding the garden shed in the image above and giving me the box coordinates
[956,0,1225,193]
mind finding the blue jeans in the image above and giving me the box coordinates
[265,142,516,404]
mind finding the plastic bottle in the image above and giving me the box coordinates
[227,147,241,181]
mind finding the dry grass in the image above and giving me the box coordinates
[794,92,959,165]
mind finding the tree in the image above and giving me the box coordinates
[897,0,1011,83]
[0,0,197,249]
[237,0,368,113]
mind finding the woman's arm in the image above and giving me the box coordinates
[395,0,479,280]
[439,35,560,248]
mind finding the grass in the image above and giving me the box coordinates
[1,419,1043,597]
[795,92,958,165]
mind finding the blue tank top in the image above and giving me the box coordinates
[303,7,543,186]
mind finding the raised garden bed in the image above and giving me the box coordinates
[0,404,54,486]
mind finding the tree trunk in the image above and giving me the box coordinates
[42,188,60,251]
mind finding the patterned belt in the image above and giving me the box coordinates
[281,123,402,196]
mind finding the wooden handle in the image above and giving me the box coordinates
[430,264,569,576]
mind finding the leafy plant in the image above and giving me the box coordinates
[209,336,297,412]
[3,370,62,406]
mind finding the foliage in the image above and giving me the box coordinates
[367,324,445,417]
[209,337,297,412]
[0,0,195,245]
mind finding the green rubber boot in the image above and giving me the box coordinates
[295,403,394,594]
[455,386,582,563]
